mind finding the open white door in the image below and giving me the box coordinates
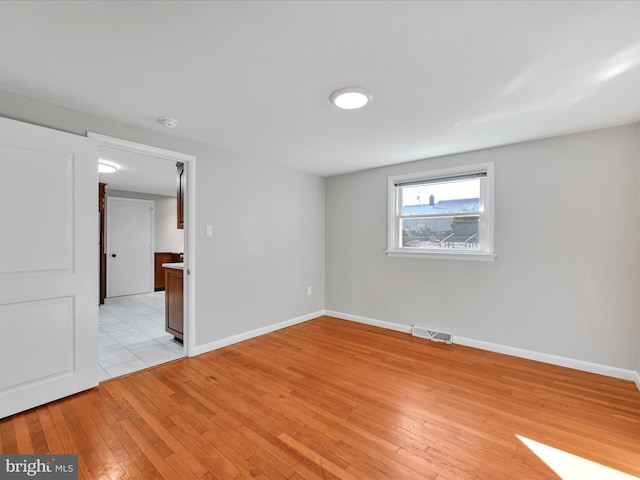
[0,117,98,419]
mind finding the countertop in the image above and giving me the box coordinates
[162,262,184,270]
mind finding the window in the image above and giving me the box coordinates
[387,163,495,260]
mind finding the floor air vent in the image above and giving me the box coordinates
[412,325,453,344]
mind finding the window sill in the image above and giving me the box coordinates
[385,249,496,262]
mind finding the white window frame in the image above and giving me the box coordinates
[386,162,495,261]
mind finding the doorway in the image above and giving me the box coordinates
[89,132,196,379]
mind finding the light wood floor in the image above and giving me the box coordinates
[1,316,639,479]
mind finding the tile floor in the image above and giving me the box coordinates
[98,291,184,381]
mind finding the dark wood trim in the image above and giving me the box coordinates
[176,162,185,230]
[98,182,107,305]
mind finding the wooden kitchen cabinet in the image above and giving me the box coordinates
[164,265,184,341]
[154,252,181,290]
[176,162,185,230]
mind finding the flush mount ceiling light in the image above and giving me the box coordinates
[330,87,372,110]
[158,117,178,128]
[98,159,120,173]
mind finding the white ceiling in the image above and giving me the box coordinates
[2,1,640,178]
[98,147,178,197]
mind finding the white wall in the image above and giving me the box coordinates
[153,195,184,253]
[0,90,325,349]
[107,189,184,253]
[197,157,325,341]
[637,126,640,382]
[326,124,640,372]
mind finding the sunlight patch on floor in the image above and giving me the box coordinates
[517,435,639,480]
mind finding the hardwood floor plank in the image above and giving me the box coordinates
[278,433,363,480]
[24,410,48,454]
[99,409,164,479]
[0,417,17,454]
[58,396,114,480]
[12,414,33,454]
[74,396,131,480]
[166,419,242,479]
[119,418,180,479]
[110,379,209,478]
[1,316,639,479]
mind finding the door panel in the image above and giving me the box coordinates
[1,145,73,274]
[107,197,154,297]
[0,298,74,389]
[0,116,98,419]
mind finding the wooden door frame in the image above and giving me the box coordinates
[99,182,107,304]
[87,132,196,357]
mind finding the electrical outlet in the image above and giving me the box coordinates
[307,286,312,295]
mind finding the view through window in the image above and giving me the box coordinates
[400,177,481,249]
[387,163,494,258]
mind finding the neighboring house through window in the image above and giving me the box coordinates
[387,162,495,260]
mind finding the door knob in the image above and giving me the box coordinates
[111,254,117,258]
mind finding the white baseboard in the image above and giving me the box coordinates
[188,309,640,392]
[189,310,324,357]
[455,336,638,384]
[324,310,413,334]
[325,310,640,388]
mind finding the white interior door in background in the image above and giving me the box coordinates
[0,116,98,419]
[107,197,154,297]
